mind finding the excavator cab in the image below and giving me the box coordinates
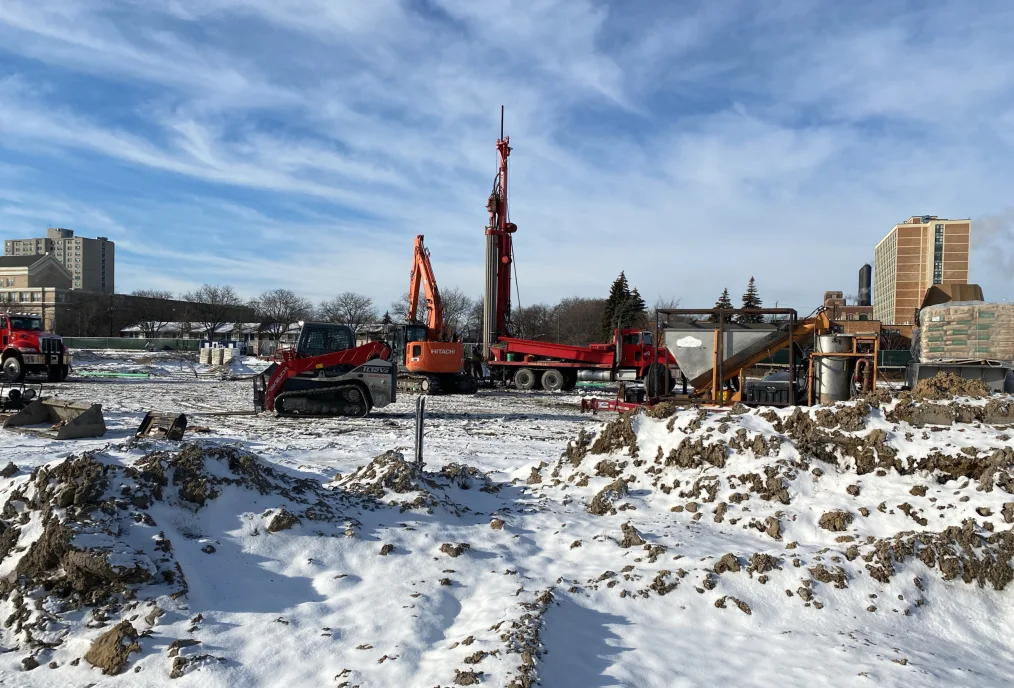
[390,324,429,365]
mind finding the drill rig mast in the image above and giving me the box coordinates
[482,106,518,357]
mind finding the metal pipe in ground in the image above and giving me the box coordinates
[414,395,426,469]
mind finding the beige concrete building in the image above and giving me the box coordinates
[0,255,74,331]
[873,215,970,325]
[4,228,115,293]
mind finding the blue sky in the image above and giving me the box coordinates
[1,0,1013,312]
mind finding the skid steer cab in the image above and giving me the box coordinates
[1,313,71,382]
[253,322,396,417]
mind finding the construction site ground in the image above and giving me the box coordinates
[1,350,1013,687]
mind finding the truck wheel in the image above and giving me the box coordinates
[562,371,577,391]
[643,363,671,399]
[514,368,537,391]
[3,356,25,383]
[541,369,565,392]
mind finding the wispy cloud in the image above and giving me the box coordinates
[0,0,1012,308]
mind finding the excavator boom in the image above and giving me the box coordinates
[407,235,444,340]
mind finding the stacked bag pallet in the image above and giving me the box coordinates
[917,301,1014,363]
[199,347,212,365]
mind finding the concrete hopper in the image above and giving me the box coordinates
[662,322,783,389]
[3,399,107,440]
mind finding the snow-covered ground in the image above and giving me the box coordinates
[1,351,1013,686]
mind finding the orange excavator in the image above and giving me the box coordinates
[390,235,478,395]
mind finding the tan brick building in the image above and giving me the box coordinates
[4,228,115,293]
[873,216,970,325]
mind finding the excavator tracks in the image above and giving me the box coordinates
[273,382,372,417]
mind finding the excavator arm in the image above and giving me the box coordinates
[407,234,445,340]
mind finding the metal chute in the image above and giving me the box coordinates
[3,399,106,440]
[135,412,188,440]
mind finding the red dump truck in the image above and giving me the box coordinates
[488,327,677,394]
[1,313,72,381]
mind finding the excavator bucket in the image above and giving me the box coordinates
[2,399,106,440]
[136,412,188,440]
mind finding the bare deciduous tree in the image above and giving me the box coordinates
[253,289,313,343]
[130,289,176,337]
[439,287,474,336]
[390,293,410,323]
[182,284,245,341]
[318,292,378,332]
[555,297,606,345]
[513,303,557,341]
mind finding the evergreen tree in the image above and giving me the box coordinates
[737,277,763,324]
[709,288,733,322]
[601,272,631,339]
[623,287,647,328]
[381,310,393,325]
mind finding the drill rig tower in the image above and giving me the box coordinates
[482,107,518,357]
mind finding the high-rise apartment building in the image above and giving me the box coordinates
[4,228,115,293]
[873,216,970,325]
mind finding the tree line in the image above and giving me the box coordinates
[74,273,763,344]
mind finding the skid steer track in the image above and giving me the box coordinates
[273,381,372,417]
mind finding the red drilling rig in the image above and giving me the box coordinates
[480,109,677,395]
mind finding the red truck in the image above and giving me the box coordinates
[488,327,678,394]
[1,313,72,382]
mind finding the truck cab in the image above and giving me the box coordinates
[0,313,72,382]
[614,328,677,372]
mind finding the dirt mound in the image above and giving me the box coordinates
[865,521,1014,590]
[590,412,639,457]
[335,451,501,516]
[84,621,140,675]
[588,479,629,516]
[913,372,992,400]
[0,444,353,656]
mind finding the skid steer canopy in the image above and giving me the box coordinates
[3,399,106,440]
[136,412,187,440]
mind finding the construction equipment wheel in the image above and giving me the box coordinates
[561,371,578,391]
[514,367,537,391]
[3,356,25,383]
[644,363,673,399]
[541,368,565,392]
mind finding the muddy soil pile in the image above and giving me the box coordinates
[912,371,992,401]
[543,393,1014,616]
[0,443,353,676]
[335,450,503,516]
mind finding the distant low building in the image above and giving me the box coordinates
[822,290,874,322]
